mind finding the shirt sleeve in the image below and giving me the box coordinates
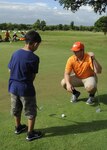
[30,56,40,74]
[65,57,73,74]
[8,55,13,70]
[88,54,93,70]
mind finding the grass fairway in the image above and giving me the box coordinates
[0,31,107,150]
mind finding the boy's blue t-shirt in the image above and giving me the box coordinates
[8,49,39,96]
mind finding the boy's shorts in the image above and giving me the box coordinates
[10,94,37,119]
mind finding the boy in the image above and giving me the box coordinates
[8,30,42,141]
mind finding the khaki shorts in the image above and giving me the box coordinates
[10,94,37,119]
[70,74,98,89]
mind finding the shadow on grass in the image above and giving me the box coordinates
[99,94,107,105]
[41,119,107,137]
[40,94,107,138]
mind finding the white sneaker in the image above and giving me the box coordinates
[86,97,95,105]
[70,91,81,103]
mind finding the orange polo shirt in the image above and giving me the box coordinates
[65,53,94,79]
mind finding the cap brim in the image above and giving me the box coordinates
[71,48,81,51]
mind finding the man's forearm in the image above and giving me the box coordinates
[93,58,102,74]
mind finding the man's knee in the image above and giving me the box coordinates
[85,84,97,92]
[61,79,66,88]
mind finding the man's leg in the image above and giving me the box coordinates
[82,76,97,105]
[61,75,83,102]
[61,74,83,89]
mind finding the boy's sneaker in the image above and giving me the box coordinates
[26,130,43,141]
[15,124,27,134]
[70,91,81,103]
[86,97,95,105]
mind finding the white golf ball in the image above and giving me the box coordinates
[61,114,65,117]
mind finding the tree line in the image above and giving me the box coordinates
[0,20,93,31]
[0,16,107,34]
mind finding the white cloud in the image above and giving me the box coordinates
[80,5,93,12]
[0,1,105,26]
[35,2,48,7]
[53,7,58,10]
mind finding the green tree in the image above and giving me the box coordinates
[55,0,107,14]
[0,23,7,30]
[94,16,107,35]
[63,24,70,30]
[40,20,46,31]
[70,21,74,30]
[57,24,63,30]
[32,19,46,31]
[33,19,41,30]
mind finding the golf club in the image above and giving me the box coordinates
[36,104,43,111]
[91,56,101,113]
[96,89,101,113]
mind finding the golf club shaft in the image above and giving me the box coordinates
[36,104,41,111]
[96,89,100,106]
[91,57,101,105]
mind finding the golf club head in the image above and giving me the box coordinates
[96,107,101,113]
[37,105,43,111]
[39,106,43,110]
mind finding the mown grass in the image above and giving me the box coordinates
[0,31,107,150]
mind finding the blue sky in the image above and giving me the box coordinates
[0,0,105,26]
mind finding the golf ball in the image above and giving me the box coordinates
[61,114,65,117]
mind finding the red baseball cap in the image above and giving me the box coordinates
[71,41,84,51]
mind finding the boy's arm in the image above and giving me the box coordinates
[8,69,11,72]
[32,73,36,81]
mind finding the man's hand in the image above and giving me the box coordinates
[88,52,102,74]
[88,52,95,59]
[64,72,74,93]
[66,83,74,92]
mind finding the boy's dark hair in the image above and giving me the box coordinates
[25,30,41,44]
